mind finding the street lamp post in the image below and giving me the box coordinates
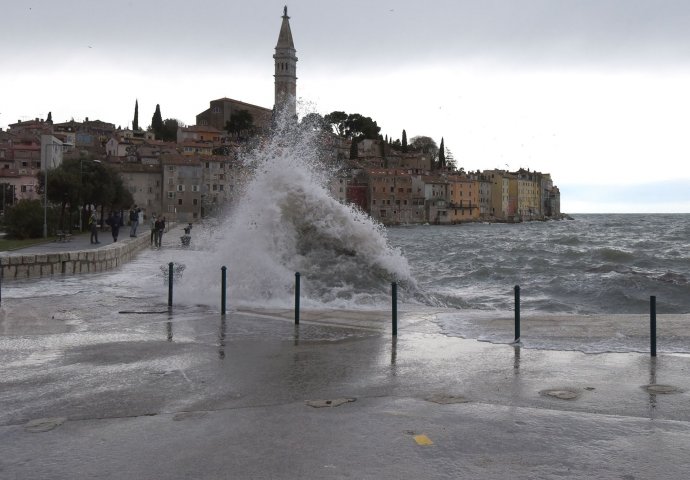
[42,141,60,238]
[79,158,102,232]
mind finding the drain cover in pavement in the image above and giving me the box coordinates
[25,417,66,433]
[643,384,681,394]
[305,398,356,408]
[539,389,579,400]
[425,394,469,404]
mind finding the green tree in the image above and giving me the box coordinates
[157,118,182,142]
[402,129,408,153]
[151,104,163,138]
[133,99,139,131]
[344,113,380,140]
[46,111,52,123]
[438,137,445,169]
[324,111,348,136]
[225,110,254,138]
[445,148,457,171]
[410,135,438,154]
[4,200,48,239]
[300,112,326,131]
[36,158,134,232]
[349,139,358,160]
[410,135,439,170]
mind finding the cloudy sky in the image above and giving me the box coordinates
[2,0,690,213]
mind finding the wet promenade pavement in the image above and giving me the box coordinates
[1,301,689,479]
[4,227,152,255]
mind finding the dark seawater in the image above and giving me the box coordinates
[388,214,690,315]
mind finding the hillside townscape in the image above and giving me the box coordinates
[0,7,562,237]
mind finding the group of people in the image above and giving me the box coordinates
[88,206,166,247]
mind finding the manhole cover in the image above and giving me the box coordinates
[173,411,209,421]
[643,384,681,394]
[425,394,469,404]
[305,397,356,408]
[24,417,66,433]
[540,389,579,400]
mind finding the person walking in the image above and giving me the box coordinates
[89,212,100,244]
[108,211,121,242]
[156,216,166,248]
[150,214,157,246]
[129,206,139,237]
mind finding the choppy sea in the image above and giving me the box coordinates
[3,119,689,354]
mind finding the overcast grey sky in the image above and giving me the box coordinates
[3,0,690,212]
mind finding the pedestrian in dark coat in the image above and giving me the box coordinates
[108,211,121,242]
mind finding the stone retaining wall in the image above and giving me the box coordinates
[0,235,152,280]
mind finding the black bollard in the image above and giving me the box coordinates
[294,272,300,325]
[514,285,520,343]
[392,282,398,336]
[168,262,173,307]
[650,295,657,357]
[221,266,227,315]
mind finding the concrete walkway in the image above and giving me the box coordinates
[0,302,688,479]
[6,227,153,255]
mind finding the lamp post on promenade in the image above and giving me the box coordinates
[78,158,102,232]
[42,141,60,238]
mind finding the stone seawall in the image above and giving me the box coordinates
[0,234,152,280]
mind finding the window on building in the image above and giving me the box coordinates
[219,185,224,191]
[191,185,199,192]
[212,184,218,191]
[167,192,174,199]
[177,185,185,192]
[178,199,182,205]
[193,199,198,205]
[380,210,387,217]
[168,166,175,171]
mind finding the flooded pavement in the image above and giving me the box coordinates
[1,302,690,479]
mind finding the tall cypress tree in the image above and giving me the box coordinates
[132,99,139,131]
[151,104,163,138]
[402,129,408,153]
[349,139,358,160]
[46,111,52,123]
[439,137,445,170]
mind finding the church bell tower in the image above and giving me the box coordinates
[273,6,298,119]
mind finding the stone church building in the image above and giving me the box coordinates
[195,6,298,130]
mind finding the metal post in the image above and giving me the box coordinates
[294,272,300,325]
[43,145,49,238]
[650,295,656,357]
[79,158,83,232]
[514,285,520,343]
[168,262,174,307]
[221,266,227,315]
[392,282,398,336]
